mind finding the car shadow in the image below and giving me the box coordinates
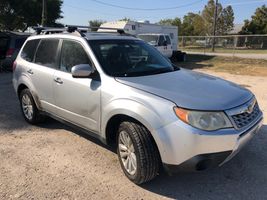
[174,54,215,70]
[40,117,116,153]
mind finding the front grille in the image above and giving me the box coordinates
[231,102,260,129]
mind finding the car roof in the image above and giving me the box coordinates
[26,32,139,41]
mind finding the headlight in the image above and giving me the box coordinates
[174,107,233,131]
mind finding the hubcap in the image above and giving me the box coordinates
[21,94,33,120]
[118,131,137,175]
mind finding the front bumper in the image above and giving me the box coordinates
[153,114,263,173]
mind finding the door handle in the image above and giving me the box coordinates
[27,69,34,75]
[54,77,63,84]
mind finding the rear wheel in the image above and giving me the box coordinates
[19,89,44,124]
[117,121,160,184]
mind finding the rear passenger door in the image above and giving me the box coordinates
[30,38,60,114]
[53,39,101,132]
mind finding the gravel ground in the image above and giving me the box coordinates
[0,72,266,200]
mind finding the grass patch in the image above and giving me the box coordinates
[176,54,267,76]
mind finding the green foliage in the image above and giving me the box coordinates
[159,18,181,26]
[0,0,63,31]
[240,5,267,34]
[202,0,234,35]
[89,20,106,31]
[217,6,234,34]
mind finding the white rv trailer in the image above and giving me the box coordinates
[99,21,181,58]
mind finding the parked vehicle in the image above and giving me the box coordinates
[0,31,30,71]
[99,20,186,60]
[137,33,173,58]
[13,27,263,184]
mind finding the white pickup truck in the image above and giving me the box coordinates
[138,33,173,58]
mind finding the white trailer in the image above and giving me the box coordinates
[99,21,186,60]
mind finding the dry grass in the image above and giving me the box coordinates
[177,54,267,76]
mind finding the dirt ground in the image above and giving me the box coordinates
[178,55,267,76]
[0,71,267,200]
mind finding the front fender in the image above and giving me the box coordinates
[101,98,177,159]
[102,98,164,134]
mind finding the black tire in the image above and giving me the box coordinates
[19,89,45,124]
[117,121,160,184]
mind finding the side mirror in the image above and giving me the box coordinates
[71,64,94,78]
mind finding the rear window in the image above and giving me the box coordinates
[158,35,165,46]
[166,36,171,45]
[35,39,59,68]
[0,37,9,50]
[21,39,40,62]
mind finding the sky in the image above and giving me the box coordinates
[60,0,267,25]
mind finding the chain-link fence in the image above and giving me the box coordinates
[179,35,267,57]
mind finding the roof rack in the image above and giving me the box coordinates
[32,25,134,37]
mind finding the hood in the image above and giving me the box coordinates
[115,69,253,111]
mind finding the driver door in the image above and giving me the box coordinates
[53,39,101,132]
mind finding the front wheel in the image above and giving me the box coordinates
[117,121,160,184]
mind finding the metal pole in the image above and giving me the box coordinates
[41,0,47,26]
[211,0,218,52]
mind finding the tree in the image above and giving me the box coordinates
[192,14,206,35]
[158,17,183,34]
[240,5,267,34]
[89,20,106,31]
[201,0,234,35]
[218,6,234,34]
[180,12,206,36]
[157,0,234,36]
[0,0,63,31]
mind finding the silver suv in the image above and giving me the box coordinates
[13,28,263,184]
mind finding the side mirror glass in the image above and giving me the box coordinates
[71,64,94,78]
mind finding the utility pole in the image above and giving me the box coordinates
[211,0,218,52]
[41,0,47,26]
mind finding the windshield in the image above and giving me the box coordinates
[138,35,158,45]
[88,39,178,77]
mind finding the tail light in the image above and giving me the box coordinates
[6,48,15,57]
[12,61,17,71]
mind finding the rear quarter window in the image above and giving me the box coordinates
[21,39,40,62]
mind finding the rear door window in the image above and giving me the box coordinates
[60,40,91,72]
[21,39,40,62]
[35,39,59,68]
